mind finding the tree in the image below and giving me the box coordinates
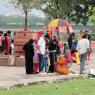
[9,0,39,31]
[35,0,95,26]
[35,0,78,19]
[70,0,95,25]
[90,7,95,25]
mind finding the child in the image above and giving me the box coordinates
[43,43,49,72]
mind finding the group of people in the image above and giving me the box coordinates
[23,31,61,74]
[23,29,91,75]
[0,31,14,55]
[67,30,91,74]
[0,29,91,75]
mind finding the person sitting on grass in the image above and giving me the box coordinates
[71,50,80,64]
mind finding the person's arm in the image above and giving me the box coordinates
[38,39,41,53]
[87,40,90,49]
[87,40,90,52]
[76,41,79,52]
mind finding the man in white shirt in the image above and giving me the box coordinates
[38,32,45,72]
[77,34,89,74]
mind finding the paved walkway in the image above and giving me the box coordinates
[0,53,95,89]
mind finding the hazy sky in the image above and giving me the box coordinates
[0,0,45,17]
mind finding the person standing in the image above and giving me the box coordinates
[33,39,39,73]
[23,39,34,74]
[0,31,3,54]
[48,39,57,73]
[38,32,45,72]
[76,34,89,74]
[87,34,92,60]
[7,31,13,43]
[4,33,11,55]
[10,39,14,55]
[68,33,78,53]
[43,43,49,72]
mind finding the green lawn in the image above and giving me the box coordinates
[0,79,95,95]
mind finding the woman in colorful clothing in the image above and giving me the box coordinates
[33,39,39,73]
[3,33,11,55]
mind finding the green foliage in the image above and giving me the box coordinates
[35,0,95,26]
[9,0,40,28]
[36,0,78,19]
[9,0,38,12]
[89,7,95,25]
[0,15,46,28]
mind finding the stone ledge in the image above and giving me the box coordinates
[0,74,89,90]
[0,56,25,66]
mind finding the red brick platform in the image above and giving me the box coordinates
[14,32,38,57]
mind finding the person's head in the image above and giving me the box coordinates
[0,31,3,36]
[71,50,77,54]
[82,34,87,39]
[70,32,75,39]
[44,35,50,40]
[80,30,83,34]
[64,43,69,50]
[38,31,43,39]
[71,33,75,36]
[4,33,7,36]
[7,31,11,36]
[55,27,59,31]
[29,39,34,44]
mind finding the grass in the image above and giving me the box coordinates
[0,79,95,95]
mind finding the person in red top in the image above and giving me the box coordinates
[0,31,3,53]
[4,33,11,55]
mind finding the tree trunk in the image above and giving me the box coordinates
[24,10,28,32]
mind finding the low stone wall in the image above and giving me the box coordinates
[0,56,9,66]
[14,57,25,67]
[0,56,25,66]
[0,41,95,67]
[14,32,38,57]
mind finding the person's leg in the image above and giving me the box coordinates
[45,57,48,72]
[40,54,44,72]
[25,57,33,74]
[25,57,34,74]
[38,54,42,72]
[42,56,45,72]
[38,54,44,72]
[80,53,86,74]
[88,51,90,60]
[85,52,88,65]
[49,52,55,73]
[31,57,34,73]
